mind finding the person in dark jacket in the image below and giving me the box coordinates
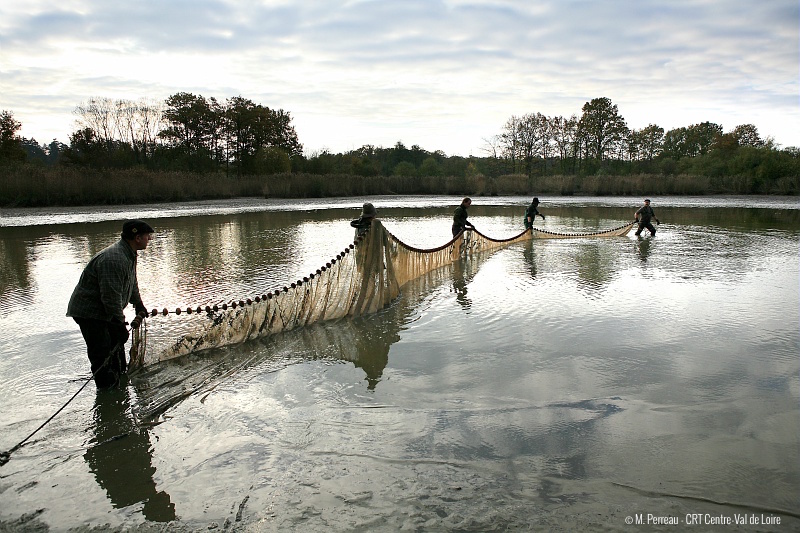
[634,199,660,236]
[524,197,545,229]
[67,219,154,388]
[350,202,377,237]
[452,197,475,237]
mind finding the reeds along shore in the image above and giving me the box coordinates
[0,165,797,207]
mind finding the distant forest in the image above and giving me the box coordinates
[1,94,798,206]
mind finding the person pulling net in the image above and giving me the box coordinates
[130,216,635,369]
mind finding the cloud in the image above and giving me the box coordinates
[1,0,797,154]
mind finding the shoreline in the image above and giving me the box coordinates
[1,166,797,208]
[1,194,797,229]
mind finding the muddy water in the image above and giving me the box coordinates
[0,196,798,531]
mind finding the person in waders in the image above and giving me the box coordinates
[350,202,378,238]
[452,197,475,237]
[634,199,660,236]
[524,197,545,229]
[67,220,154,388]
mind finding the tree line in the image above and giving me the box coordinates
[1,94,798,203]
[1,94,302,176]
[486,98,788,179]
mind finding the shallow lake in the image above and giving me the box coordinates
[0,195,798,531]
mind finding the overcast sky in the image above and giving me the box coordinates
[1,0,797,156]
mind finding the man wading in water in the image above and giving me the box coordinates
[350,202,377,237]
[634,199,660,236]
[452,197,475,237]
[524,197,545,229]
[67,220,154,388]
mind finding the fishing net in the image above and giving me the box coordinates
[129,220,634,370]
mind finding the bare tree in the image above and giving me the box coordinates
[73,97,117,147]
[138,98,165,159]
[499,115,522,173]
[517,112,549,176]
[73,97,164,162]
[481,135,502,159]
[550,114,578,168]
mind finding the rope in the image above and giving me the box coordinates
[0,343,120,467]
[1,219,637,467]
[132,221,635,323]
[532,220,635,237]
[135,238,362,319]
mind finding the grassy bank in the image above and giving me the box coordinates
[1,165,797,207]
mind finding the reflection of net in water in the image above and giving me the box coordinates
[130,251,478,421]
[130,220,634,369]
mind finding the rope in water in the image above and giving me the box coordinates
[0,352,117,467]
[0,220,635,467]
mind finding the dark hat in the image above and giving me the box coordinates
[644,198,651,202]
[122,219,154,239]
[532,197,540,204]
[361,202,377,217]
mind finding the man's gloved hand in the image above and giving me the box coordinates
[656,219,660,225]
[110,322,130,345]
[540,215,545,220]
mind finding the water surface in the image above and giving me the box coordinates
[0,195,798,531]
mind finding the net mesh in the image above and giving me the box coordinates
[129,220,634,369]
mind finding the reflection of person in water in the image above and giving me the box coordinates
[84,384,176,522]
[523,242,538,279]
[451,260,472,310]
[353,336,391,391]
[335,318,394,391]
[635,237,652,262]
